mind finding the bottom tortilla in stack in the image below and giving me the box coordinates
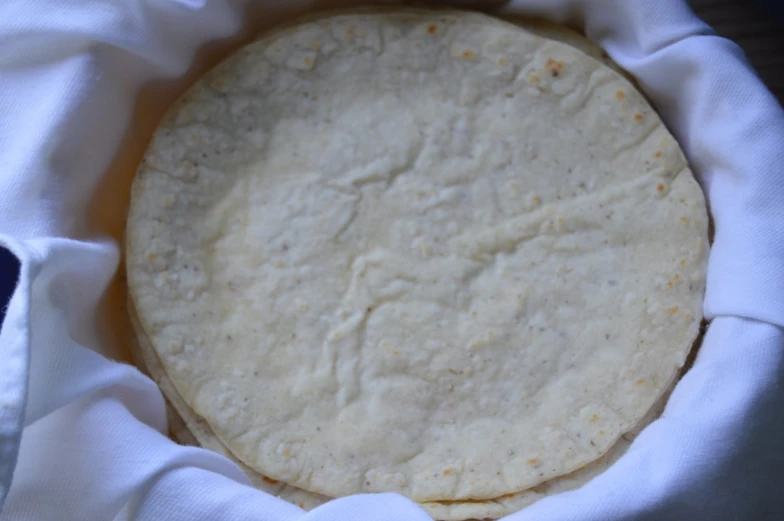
[125,8,709,521]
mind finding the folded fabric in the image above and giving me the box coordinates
[0,0,782,520]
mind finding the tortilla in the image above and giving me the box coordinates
[126,6,708,506]
[128,16,686,520]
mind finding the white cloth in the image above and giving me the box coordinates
[1,0,783,519]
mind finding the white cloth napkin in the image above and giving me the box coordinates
[1,0,783,519]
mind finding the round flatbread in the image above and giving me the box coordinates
[127,15,693,520]
[126,7,708,504]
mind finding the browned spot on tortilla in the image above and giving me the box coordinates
[546,58,564,77]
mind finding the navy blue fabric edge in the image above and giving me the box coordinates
[0,246,21,329]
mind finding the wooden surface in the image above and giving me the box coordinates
[690,0,784,102]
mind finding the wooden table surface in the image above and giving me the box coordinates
[690,0,784,102]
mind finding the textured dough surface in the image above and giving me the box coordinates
[126,20,688,519]
[126,8,709,503]
[128,303,331,510]
[126,16,689,520]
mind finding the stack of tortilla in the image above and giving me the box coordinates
[125,8,709,520]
